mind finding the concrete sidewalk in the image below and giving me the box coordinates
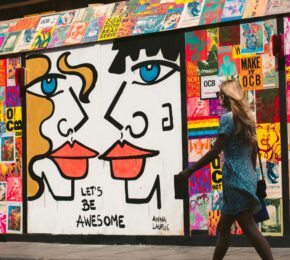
[0,242,290,260]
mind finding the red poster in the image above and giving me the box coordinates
[0,59,7,86]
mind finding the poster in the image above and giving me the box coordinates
[210,155,222,190]
[82,18,105,43]
[220,0,246,22]
[266,0,290,15]
[0,133,15,163]
[178,1,205,28]
[0,59,7,86]
[188,138,210,162]
[219,24,240,46]
[240,22,264,54]
[161,11,182,31]
[242,0,268,18]
[7,58,21,87]
[200,75,220,99]
[187,97,209,119]
[211,190,223,210]
[199,0,225,25]
[56,11,76,26]
[31,27,55,49]
[218,46,240,76]
[262,53,278,88]
[0,202,6,233]
[239,55,263,91]
[47,25,70,48]
[188,116,219,138]
[117,15,137,38]
[5,107,22,137]
[99,16,123,40]
[285,17,290,56]
[186,61,200,97]
[36,14,60,29]
[190,193,212,230]
[0,182,6,201]
[189,164,212,194]
[14,29,36,52]
[209,98,227,117]
[132,15,165,35]
[6,176,22,202]
[65,22,88,44]
[7,202,22,233]
[0,31,21,53]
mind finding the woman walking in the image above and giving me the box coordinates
[179,80,273,260]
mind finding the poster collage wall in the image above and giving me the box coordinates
[0,57,23,234]
[186,18,283,236]
[0,0,290,56]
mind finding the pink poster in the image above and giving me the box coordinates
[6,176,22,202]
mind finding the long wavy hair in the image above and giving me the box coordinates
[220,80,256,145]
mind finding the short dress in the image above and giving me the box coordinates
[218,112,261,215]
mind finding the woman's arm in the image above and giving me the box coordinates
[179,134,228,179]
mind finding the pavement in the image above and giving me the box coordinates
[0,242,290,260]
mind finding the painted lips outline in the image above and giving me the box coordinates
[50,140,99,179]
[99,140,159,180]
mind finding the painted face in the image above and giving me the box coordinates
[26,50,98,183]
[100,36,182,208]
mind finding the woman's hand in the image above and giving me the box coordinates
[178,168,192,179]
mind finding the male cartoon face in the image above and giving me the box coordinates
[100,34,182,208]
[26,50,98,200]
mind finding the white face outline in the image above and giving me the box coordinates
[101,41,182,208]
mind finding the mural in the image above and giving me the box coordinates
[26,33,184,235]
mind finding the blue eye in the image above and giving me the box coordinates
[132,60,180,86]
[41,77,57,96]
[140,64,160,83]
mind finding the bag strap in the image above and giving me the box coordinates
[257,144,264,180]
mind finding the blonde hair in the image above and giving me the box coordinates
[220,80,256,145]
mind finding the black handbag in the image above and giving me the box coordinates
[174,174,188,199]
[256,145,267,199]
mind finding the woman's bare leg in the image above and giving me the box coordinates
[213,213,235,260]
[236,211,273,260]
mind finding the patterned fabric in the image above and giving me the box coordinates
[219,112,261,215]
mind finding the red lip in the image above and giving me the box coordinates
[50,141,98,179]
[100,140,159,180]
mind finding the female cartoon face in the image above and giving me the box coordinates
[26,50,98,199]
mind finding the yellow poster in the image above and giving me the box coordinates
[210,155,222,190]
[98,16,123,41]
[5,107,22,137]
[239,55,263,91]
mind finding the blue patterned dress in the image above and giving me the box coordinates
[218,112,261,215]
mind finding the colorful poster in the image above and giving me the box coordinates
[285,17,290,56]
[261,198,283,235]
[189,164,212,194]
[188,116,219,138]
[7,202,22,233]
[14,28,36,52]
[186,61,200,97]
[0,59,7,86]
[242,0,268,18]
[0,31,21,53]
[209,98,227,116]
[6,87,21,107]
[200,75,220,99]
[208,210,220,236]
[7,58,21,87]
[187,97,209,119]
[199,0,225,25]
[82,18,105,43]
[31,27,55,50]
[47,25,70,48]
[219,24,240,46]
[218,46,240,76]
[111,1,128,17]
[262,53,278,88]
[0,33,6,49]
[0,133,15,163]
[211,190,223,210]
[8,16,39,31]
[161,12,182,31]
[132,15,165,35]
[36,14,60,29]
[56,11,76,26]
[117,16,137,38]
[0,203,6,234]
[188,138,210,162]
[266,0,290,15]
[6,177,22,202]
[0,182,6,201]
[265,161,282,198]
[220,0,246,22]
[190,193,212,230]
[99,16,123,40]
[240,22,264,54]
[65,22,88,44]
[185,30,208,62]
[239,55,263,90]
[256,123,281,163]
[178,1,205,28]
